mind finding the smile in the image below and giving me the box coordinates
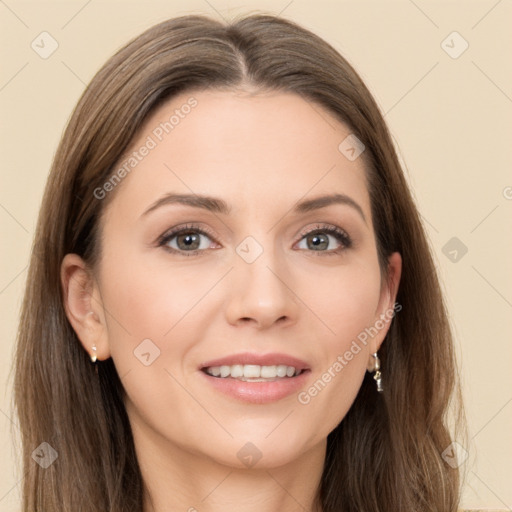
[203,364,303,380]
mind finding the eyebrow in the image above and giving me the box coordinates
[141,192,367,223]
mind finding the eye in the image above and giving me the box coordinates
[295,224,352,256]
[157,223,218,256]
[157,222,353,257]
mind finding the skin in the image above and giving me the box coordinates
[61,89,401,512]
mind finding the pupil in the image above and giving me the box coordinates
[310,234,327,250]
[179,232,199,250]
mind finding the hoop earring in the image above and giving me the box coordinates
[372,352,383,393]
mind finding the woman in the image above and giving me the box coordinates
[13,13,465,512]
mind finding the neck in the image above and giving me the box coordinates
[132,419,326,512]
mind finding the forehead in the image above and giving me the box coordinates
[103,89,371,222]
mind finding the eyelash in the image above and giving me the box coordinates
[157,223,353,257]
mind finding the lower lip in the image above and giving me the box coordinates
[200,370,311,404]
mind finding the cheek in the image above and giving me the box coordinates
[294,262,381,430]
[98,248,209,343]
[306,258,382,346]
[96,252,209,442]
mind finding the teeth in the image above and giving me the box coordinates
[244,364,261,378]
[204,364,301,379]
[230,364,244,378]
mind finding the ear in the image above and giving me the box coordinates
[60,253,111,361]
[366,251,402,370]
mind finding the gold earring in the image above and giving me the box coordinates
[90,344,97,363]
[372,352,383,393]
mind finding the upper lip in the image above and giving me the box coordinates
[199,352,310,371]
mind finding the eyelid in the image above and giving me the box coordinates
[156,222,218,247]
[296,223,350,241]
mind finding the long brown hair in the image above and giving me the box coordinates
[12,13,465,511]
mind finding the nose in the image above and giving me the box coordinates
[224,241,299,330]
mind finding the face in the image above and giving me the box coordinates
[63,89,401,470]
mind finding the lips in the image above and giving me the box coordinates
[199,352,311,372]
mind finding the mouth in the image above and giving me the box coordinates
[199,352,310,381]
[198,352,311,403]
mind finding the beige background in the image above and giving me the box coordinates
[1,0,511,510]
